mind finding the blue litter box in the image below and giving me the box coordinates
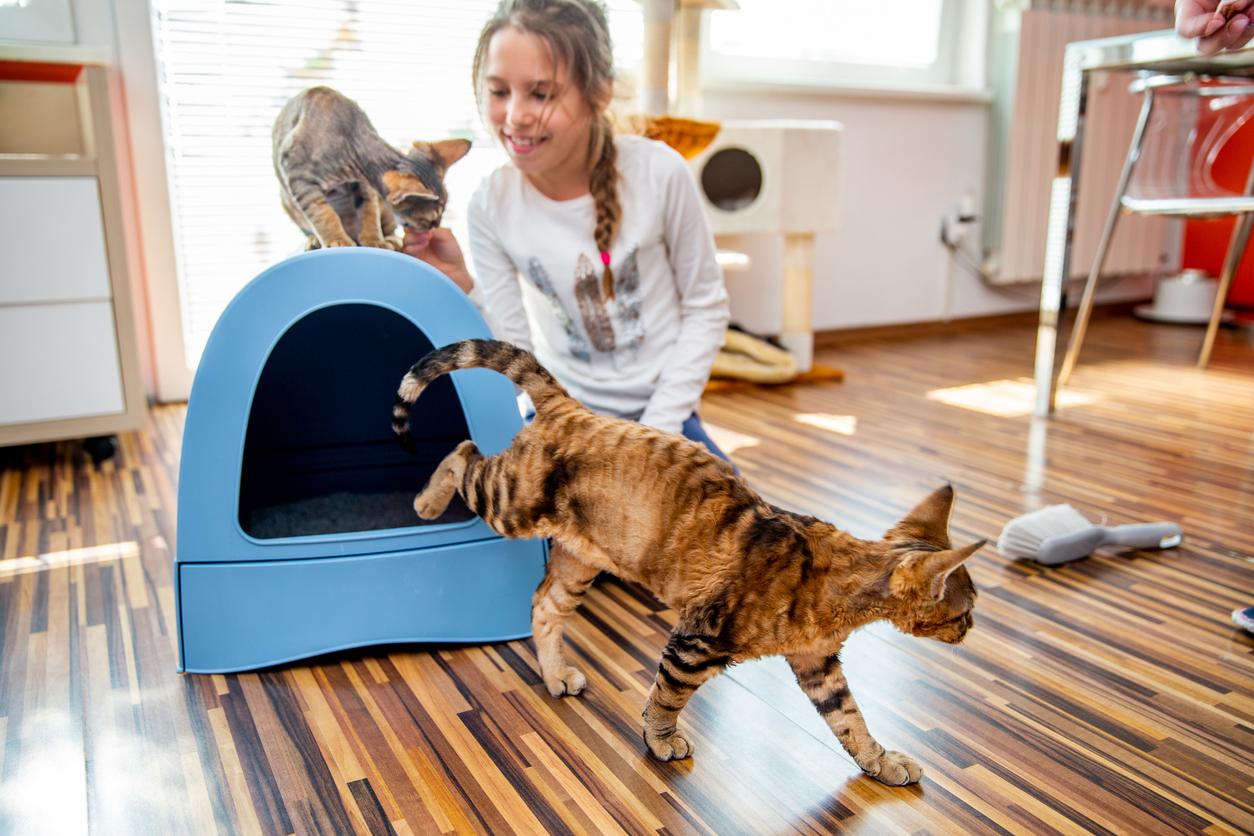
[175,248,546,673]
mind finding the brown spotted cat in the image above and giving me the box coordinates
[393,340,982,786]
[272,86,471,251]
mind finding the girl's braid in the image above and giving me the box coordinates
[588,111,620,298]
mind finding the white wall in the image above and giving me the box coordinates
[701,88,1155,333]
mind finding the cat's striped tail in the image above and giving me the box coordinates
[392,339,573,448]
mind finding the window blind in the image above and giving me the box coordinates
[152,0,642,368]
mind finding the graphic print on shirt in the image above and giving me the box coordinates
[525,257,591,362]
[611,247,644,355]
[573,252,616,353]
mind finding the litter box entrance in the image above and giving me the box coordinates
[238,303,476,539]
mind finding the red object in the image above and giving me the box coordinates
[0,60,83,83]
[600,250,611,266]
[1182,92,1254,309]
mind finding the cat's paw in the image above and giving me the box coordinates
[544,666,587,698]
[360,237,397,251]
[304,235,321,251]
[861,750,923,786]
[644,730,693,762]
[413,490,450,519]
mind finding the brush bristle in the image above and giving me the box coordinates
[997,504,1092,559]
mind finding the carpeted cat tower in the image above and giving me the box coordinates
[175,248,546,673]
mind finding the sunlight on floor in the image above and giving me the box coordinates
[703,423,761,454]
[794,413,859,436]
[0,541,139,580]
[925,378,1098,417]
[0,715,88,833]
[0,700,193,831]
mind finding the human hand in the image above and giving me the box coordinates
[401,227,474,293]
[1177,0,1254,54]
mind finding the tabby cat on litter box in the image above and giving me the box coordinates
[393,340,982,786]
[272,86,471,251]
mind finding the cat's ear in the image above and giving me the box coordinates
[884,483,954,549]
[419,138,472,168]
[890,539,985,600]
[382,170,438,203]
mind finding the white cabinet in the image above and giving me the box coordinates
[0,0,76,45]
[0,177,112,303]
[0,302,126,424]
[0,62,145,449]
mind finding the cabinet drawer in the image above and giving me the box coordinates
[0,301,125,426]
[0,176,111,304]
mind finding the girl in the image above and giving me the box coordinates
[404,0,732,460]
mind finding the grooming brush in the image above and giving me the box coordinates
[997,504,1182,566]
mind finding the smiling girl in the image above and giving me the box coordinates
[405,0,732,459]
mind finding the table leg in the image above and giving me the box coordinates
[1033,62,1092,418]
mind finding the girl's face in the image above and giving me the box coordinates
[484,28,595,185]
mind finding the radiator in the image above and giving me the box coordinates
[984,1,1177,285]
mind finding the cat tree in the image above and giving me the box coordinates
[638,0,842,374]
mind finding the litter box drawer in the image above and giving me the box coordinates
[177,537,545,673]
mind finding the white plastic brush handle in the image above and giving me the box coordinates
[1102,523,1183,549]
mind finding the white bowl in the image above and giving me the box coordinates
[1136,271,1220,325]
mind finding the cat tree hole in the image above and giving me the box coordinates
[238,303,475,539]
[700,147,763,211]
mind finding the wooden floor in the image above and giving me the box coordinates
[1,316,1252,835]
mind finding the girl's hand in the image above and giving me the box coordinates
[402,227,474,293]
[1177,0,1254,54]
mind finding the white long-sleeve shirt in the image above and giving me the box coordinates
[467,134,730,434]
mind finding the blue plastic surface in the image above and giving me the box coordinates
[175,249,546,673]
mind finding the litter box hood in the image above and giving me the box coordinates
[177,248,520,563]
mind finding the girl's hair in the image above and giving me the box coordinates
[473,0,621,298]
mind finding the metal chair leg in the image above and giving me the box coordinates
[1198,211,1254,367]
[1199,145,1254,368]
[1057,199,1120,386]
[1059,90,1155,386]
